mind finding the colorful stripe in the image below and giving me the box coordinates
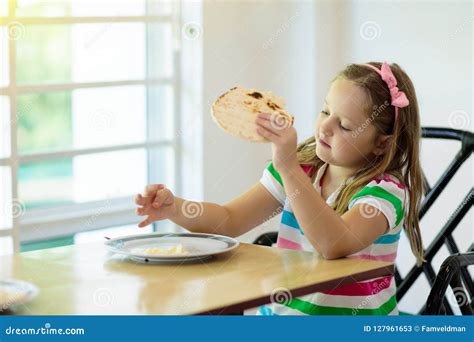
[262,170,286,205]
[350,185,404,226]
[267,162,283,187]
[281,210,303,233]
[305,287,395,308]
[356,242,398,256]
[300,164,315,176]
[276,237,304,250]
[258,305,275,315]
[278,224,303,242]
[374,176,405,189]
[374,230,401,244]
[319,276,393,296]
[266,162,314,188]
[348,252,397,262]
[283,294,397,315]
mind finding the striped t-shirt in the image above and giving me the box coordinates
[257,162,407,315]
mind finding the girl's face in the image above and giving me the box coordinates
[315,78,385,169]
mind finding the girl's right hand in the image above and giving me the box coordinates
[134,184,178,228]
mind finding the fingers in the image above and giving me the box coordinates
[138,209,168,227]
[134,193,147,206]
[256,125,279,142]
[152,188,173,208]
[135,206,147,216]
[135,184,166,206]
[135,184,171,228]
[256,113,291,140]
[144,183,164,197]
[256,116,279,134]
[256,112,271,121]
[138,216,153,228]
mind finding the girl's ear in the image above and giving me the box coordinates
[373,135,392,156]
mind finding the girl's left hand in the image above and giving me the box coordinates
[255,112,298,173]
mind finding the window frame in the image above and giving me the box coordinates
[0,0,197,251]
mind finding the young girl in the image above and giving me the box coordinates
[135,61,425,315]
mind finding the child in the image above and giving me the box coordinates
[135,61,424,315]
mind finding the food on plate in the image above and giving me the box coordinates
[142,244,189,256]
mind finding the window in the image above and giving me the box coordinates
[0,0,200,253]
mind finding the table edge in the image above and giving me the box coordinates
[195,263,395,315]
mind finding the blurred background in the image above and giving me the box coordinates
[0,0,472,314]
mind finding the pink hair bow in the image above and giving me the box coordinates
[362,62,409,123]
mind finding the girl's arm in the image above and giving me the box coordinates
[255,112,388,259]
[141,183,282,238]
[279,165,388,259]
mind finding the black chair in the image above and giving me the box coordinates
[425,252,474,315]
[253,127,474,315]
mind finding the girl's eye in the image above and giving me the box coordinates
[339,122,351,131]
[321,110,351,131]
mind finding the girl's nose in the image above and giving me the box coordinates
[320,117,333,137]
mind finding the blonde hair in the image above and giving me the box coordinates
[298,62,425,266]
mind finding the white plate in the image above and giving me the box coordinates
[0,279,39,311]
[105,233,239,264]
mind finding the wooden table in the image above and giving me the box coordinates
[1,242,394,315]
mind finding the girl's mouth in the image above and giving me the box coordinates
[318,138,331,148]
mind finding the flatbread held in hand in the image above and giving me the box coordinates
[211,86,294,143]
